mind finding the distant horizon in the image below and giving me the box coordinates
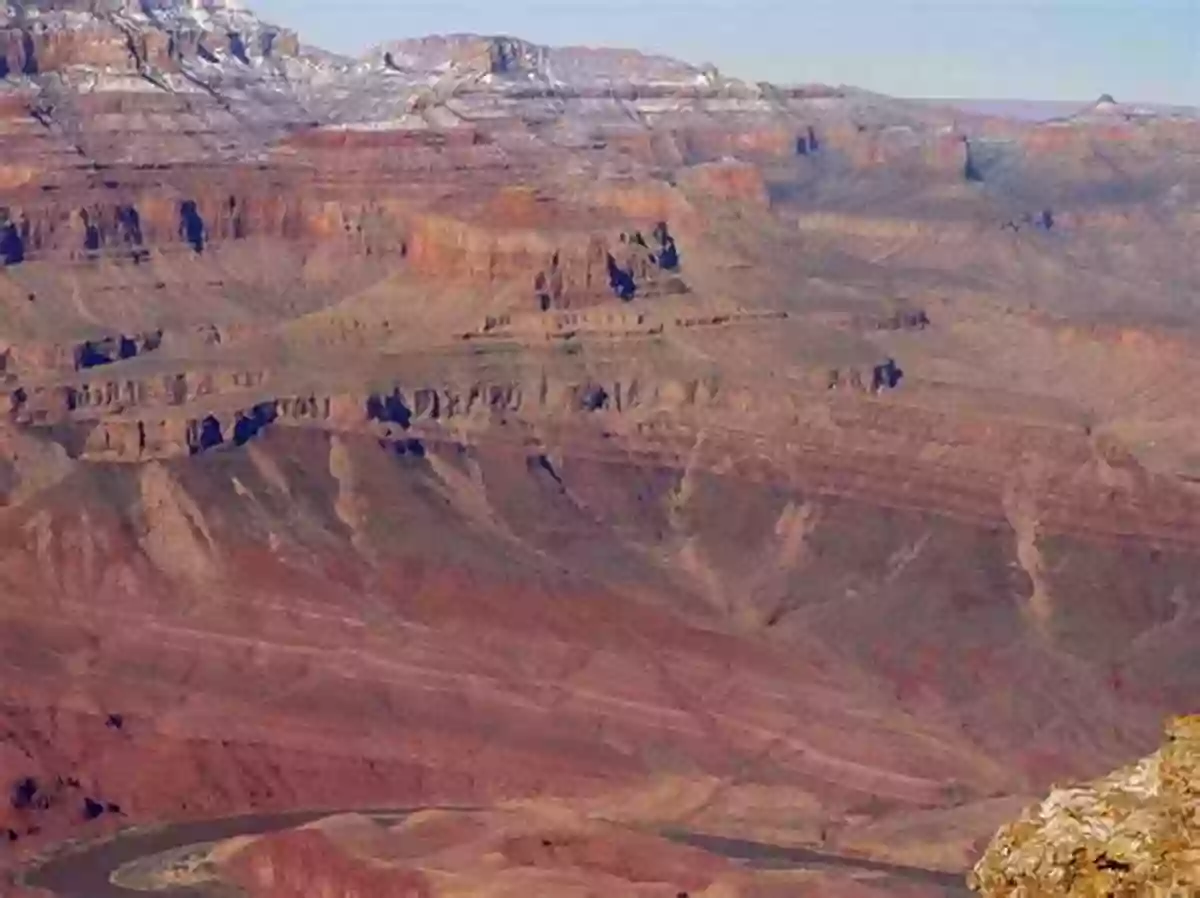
[297,25,1194,110]
[284,28,1197,112]
[914,97,1199,119]
[246,0,1199,107]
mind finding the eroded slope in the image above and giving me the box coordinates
[1,1,1199,889]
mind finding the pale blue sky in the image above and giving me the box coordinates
[249,0,1198,105]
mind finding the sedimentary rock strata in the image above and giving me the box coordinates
[0,2,1199,894]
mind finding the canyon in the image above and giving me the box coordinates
[1,1,1199,895]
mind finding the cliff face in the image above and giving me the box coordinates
[970,717,1200,897]
[2,3,1200,892]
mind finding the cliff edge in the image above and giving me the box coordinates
[970,716,1200,897]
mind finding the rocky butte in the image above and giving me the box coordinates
[0,0,1198,894]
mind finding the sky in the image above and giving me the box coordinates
[247,0,1199,106]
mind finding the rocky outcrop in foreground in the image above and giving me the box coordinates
[970,716,1200,897]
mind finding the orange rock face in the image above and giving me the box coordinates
[2,6,1200,896]
[679,161,772,206]
[214,811,948,898]
[226,828,433,898]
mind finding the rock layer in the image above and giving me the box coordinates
[1,2,1200,892]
